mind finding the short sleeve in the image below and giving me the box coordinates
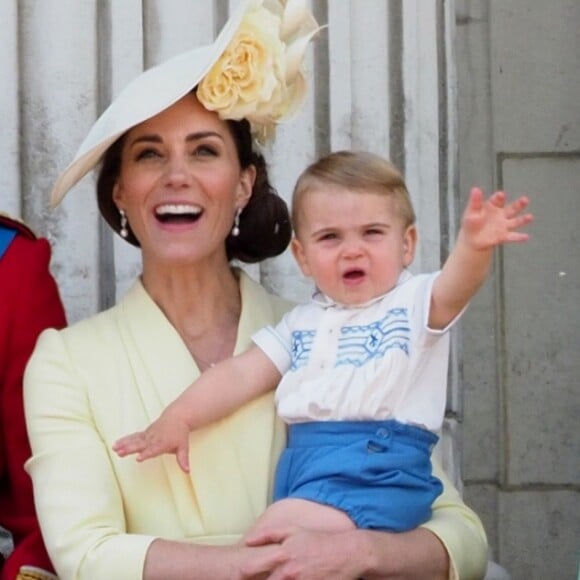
[252,324,292,375]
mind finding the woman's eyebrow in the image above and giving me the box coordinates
[128,131,224,147]
[128,134,162,147]
[186,131,224,142]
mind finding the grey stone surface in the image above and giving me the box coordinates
[456,1,580,578]
[490,1,580,153]
[464,484,500,562]
[455,1,501,483]
[498,490,580,580]
[502,157,580,485]
[462,295,502,482]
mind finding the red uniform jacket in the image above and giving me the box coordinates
[0,215,66,579]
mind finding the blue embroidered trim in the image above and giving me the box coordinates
[337,308,410,367]
[288,307,411,370]
[290,329,316,370]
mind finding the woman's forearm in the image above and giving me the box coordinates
[354,527,449,579]
[144,539,237,580]
[143,538,281,580]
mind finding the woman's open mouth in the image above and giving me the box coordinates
[155,204,203,224]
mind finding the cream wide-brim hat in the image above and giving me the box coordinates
[50,0,251,207]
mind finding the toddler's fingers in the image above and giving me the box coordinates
[136,443,165,462]
[113,434,146,455]
[176,447,190,473]
[468,187,485,210]
[518,211,533,223]
[510,213,534,231]
[488,190,506,207]
[506,231,530,243]
[506,195,530,218]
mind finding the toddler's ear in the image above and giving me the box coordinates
[403,225,418,266]
[291,237,312,277]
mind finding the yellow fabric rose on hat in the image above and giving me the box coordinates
[197,0,323,143]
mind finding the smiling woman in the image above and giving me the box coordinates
[110,95,257,267]
[23,1,488,579]
[96,95,291,265]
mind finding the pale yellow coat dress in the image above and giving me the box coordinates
[24,271,487,580]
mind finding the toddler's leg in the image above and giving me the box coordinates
[248,498,355,537]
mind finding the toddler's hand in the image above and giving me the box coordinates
[461,187,533,251]
[113,412,191,472]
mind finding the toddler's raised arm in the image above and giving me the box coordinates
[429,187,533,330]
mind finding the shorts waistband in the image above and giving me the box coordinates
[287,419,438,448]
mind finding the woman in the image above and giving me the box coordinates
[0,213,65,580]
[24,1,488,578]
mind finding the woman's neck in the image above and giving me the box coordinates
[141,259,243,369]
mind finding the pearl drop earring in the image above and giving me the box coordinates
[232,207,242,237]
[119,209,128,239]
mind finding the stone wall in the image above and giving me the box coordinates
[456,1,580,578]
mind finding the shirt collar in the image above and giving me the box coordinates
[311,269,413,309]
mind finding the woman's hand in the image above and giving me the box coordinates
[242,525,450,579]
[241,527,368,580]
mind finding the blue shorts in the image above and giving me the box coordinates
[273,420,442,531]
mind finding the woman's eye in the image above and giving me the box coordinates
[193,144,218,157]
[135,148,160,161]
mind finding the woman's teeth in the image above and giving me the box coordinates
[155,204,202,223]
[156,204,202,216]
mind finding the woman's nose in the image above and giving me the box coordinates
[164,155,191,188]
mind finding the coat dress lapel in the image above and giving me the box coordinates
[116,271,289,539]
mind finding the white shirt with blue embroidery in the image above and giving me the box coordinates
[252,270,463,432]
